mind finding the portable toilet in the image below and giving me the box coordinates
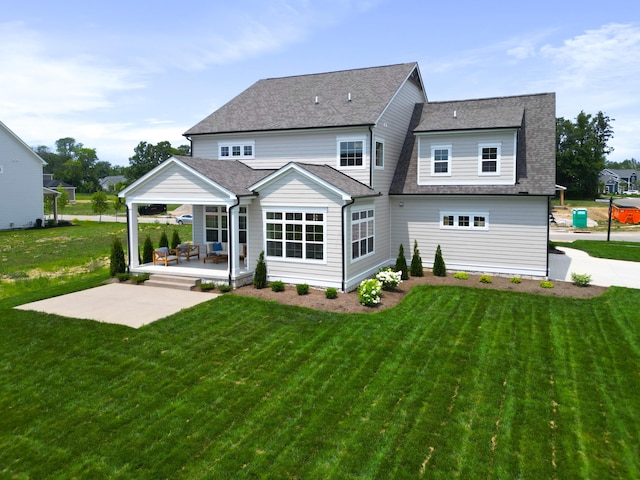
[572,208,588,228]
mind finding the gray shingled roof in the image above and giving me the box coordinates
[415,101,524,132]
[176,156,274,196]
[293,163,378,198]
[176,156,377,199]
[391,93,556,196]
[184,63,420,135]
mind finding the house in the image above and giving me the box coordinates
[0,121,48,230]
[99,175,126,192]
[120,63,556,290]
[600,168,638,194]
[43,173,77,202]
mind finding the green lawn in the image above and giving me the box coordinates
[1,225,639,478]
[555,240,640,262]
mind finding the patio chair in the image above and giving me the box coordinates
[153,247,179,266]
[174,243,200,261]
[203,242,228,264]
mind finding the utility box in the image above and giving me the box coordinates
[572,208,588,228]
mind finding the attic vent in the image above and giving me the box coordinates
[315,96,319,104]
[348,92,352,102]
[453,110,457,118]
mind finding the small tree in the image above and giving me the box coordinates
[433,244,447,277]
[113,197,124,222]
[110,237,127,277]
[142,235,154,264]
[56,184,70,219]
[395,243,409,280]
[159,231,169,248]
[91,191,109,222]
[410,240,424,277]
[171,230,182,250]
[253,251,267,289]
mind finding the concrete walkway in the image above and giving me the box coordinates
[15,283,217,328]
[548,247,640,289]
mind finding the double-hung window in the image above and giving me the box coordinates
[375,140,384,168]
[431,145,451,176]
[219,141,255,159]
[440,211,489,231]
[478,143,501,175]
[265,210,325,261]
[338,137,365,167]
[205,206,228,242]
[351,207,374,260]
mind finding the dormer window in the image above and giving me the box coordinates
[219,141,255,159]
[479,143,501,175]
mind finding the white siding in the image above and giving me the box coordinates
[191,127,372,185]
[390,195,549,276]
[124,163,232,204]
[417,131,517,185]
[254,169,344,288]
[0,124,44,229]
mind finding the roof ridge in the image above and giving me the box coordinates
[427,92,554,105]
[261,62,417,82]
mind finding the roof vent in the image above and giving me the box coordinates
[315,96,319,104]
[453,110,457,118]
[348,92,352,102]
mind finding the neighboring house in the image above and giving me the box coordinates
[43,173,77,202]
[120,63,556,290]
[600,168,638,194]
[99,175,126,192]
[0,121,47,230]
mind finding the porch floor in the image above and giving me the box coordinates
[132,257,250,283]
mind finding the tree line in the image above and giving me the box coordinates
[35,139,190,194]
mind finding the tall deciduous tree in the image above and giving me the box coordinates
[126,141,191,181]
[556,111,614,198]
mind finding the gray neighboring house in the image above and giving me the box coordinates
[0,121,47,230]
[120,62,556,289]
[600,168,638,194]
[99,175,126,192]
[43,174,77,202]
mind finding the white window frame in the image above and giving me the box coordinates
[337,136,367,169]
[351,206,375,261]
[431,144,452,176]
[440,211,489,231]
[218,140,255,160]
[478,143,501,176]
[374,139,384,169]
[263,207,327,263]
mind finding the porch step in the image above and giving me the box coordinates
[145,274,200,291]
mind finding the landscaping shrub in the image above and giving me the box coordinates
[130,273,149,285]
[395,243,409,280]
[271,280,285,292]
[296,283,310,295]
[217,284,233,293]
[510,277,522,284]
[453,272,469,280]
[433,244,447,277]
[109,237,126,277]
[325,287,338,299]
[199,282,217,291]
[171,230,182,250]
[159,231,169,248]
[376,268,402,290]
[410,240,424,277]
[358,278,382,307]
[142,235,154,264]
[571,272,592,287]
[253,251,267,289]
[479,275,492,284]
[540,280,554,289]
[116,272,130,282]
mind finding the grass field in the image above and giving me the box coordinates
[1,224,640,478]
[555,240,640,262]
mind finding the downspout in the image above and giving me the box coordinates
[369,125,375,187]
[546,197,551,279]
[122,199,131,273]
[228,197,241,286]
[341,197,356,292]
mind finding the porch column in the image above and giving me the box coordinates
[128,203,140,268]
[229,205,241,278]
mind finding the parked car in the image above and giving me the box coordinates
[175,214,193,225]
[624,190,639,195]
[137,204,167,215]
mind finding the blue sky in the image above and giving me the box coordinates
[1,0,638,166]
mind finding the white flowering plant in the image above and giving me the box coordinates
[358,278,382,306]
[375,268,403,290]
